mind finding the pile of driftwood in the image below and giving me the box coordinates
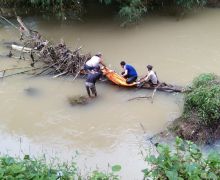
[11,16,90,78]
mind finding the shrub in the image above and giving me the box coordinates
[184,73,220,126]
[89,165,121,180]
[0,155,77,179]
[175,0,207,9]
[119,0,148,24]
[143,137,220,180]
[0,155,121,179]
[191,73,216,88]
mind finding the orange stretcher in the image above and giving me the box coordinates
[101,67,137,87]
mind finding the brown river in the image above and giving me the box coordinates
[0,8,220,179]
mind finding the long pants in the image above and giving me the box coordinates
[124,75,137,84]
[85,82,97,97]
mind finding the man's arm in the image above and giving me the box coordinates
[122,66,128,77]
[138,75,148,83]
[99,59,106,67]
[144,74,150,82]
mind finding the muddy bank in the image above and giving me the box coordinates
[169,116,220,144]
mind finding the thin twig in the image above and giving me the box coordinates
[150,83,161,104]
[128,96,151,101]
[72,70,82,81]
[53,71,68,78]
[128,83,161,102]
[139,122,146,134]
[33,66,53,76]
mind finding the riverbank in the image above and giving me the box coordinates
[1,9,220,178]
[0,137,219,179]
[169,74,220,144]
[0,0,220,19]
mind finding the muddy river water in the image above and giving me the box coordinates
[0,8,220,179]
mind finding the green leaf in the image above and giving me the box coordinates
[141,169,150,176]
[24,155,30,160]
[165,170,178,180]
[208,172,218,180]
[112,165,121,172]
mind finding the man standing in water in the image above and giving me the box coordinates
[85,66,102,97]
[120,61,138,84]
[84,53,106,71]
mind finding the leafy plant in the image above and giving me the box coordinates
[0,155,121,179]
[118,0,148,24]
[0,0,208,22]
[184,73,220,126]
[89,165,121,180]
[175,0,207,9]
[143,137,220,180]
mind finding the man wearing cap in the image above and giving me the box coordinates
[85,66,102,97]
[138,65,158,86]
[84,53,106,71]
[120,61,138,84]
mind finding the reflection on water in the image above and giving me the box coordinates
[1,8,220,179]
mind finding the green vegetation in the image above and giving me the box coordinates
[0,0,211,22]
[0,155,121,179]
[0,0,83,19]
[175,0,207,9]
[90,165,121,180]
[101,0,207,24]
[143,137,220,180]
[1,138,219,179]
[170,73,220,144]
[184,73,220,126]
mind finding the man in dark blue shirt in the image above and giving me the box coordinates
[85,66,102,97]
[120,61,138,84]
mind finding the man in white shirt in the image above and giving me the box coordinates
[138,65,158,87]
[84,53,106,71]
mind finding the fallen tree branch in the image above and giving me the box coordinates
[32,62,59,76]
[53,71,68,78]
[17,16,31,36]
[128,83,161,103]
[11,44,32,53]
[12,16,90,78]
[2,66,48,78]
